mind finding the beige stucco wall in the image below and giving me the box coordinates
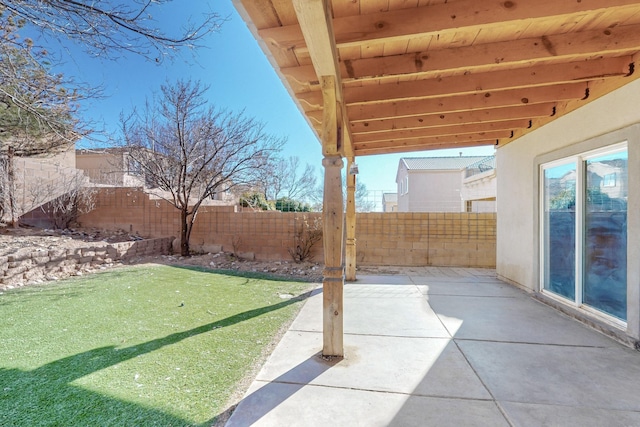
[399,170,464,212]
[496,78,640,340]
[461,169,497,213]
[76,151,144,186]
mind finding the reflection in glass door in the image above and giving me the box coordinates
[584,151,628,320]
[543,162,576,300]
[541,144,628,322]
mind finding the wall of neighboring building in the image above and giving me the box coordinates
[76,151,144,187]
[78,188,496,267]
[11,147,83,224]
[461,169,497,213]
[400,170,463,212]
[396,163,409,211]
[496,77,640,341]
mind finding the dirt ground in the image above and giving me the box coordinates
[0,225,325,286]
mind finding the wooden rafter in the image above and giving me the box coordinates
[283,24,640,87]
[260,0,640,53]
[234,0,640,156]
[297,57,632,109]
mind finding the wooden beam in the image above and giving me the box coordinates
[349,103,556,134]
[261,0,640,53]
[297,57,632,109]
[321,76,339,156]
[292,0,354,160]
[349,82,590,121]
[321,155,345,357]
[355,131,510,152]
[282,24,640,86]
[292,0,338,77]
[345,157,356,282]
[354,119,530,143]
[294,0,346,358]
[356,140,496,156]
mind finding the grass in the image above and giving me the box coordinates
[0,264,313,426]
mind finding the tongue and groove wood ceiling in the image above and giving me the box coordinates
[233,0,640,157]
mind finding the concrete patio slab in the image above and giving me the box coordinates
[500,402,640,427]
[428,294,617,346]
[254,331,491,399]
[414,279,524,297]
[226,381,509,427]
[225,267,640,427]
[459,340,640,410]
[290,277,449,338]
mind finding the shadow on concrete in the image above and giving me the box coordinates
[222,352,341,426]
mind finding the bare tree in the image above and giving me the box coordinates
[0,1,223,226]
[120,79,284,256]
[309,174,374,212]
[0,1,222,62]
[0,13,88,224]
[270,156,318,201]
[32,170,96,229]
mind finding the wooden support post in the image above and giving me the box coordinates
[322,155,344,357]
[345,157,357,282]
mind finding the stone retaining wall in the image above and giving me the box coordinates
[0,237,173,288]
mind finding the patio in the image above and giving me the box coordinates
[226,267,640,426]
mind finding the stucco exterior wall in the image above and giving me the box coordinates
[462,169,497,213]
[399,170,464,212]
[496,78,640,340]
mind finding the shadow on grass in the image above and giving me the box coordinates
[0,291,311,426]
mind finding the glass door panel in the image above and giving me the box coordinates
[543,163,576,300]
[584,151,628,320]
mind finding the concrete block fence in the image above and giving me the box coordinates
[78,188,496,268]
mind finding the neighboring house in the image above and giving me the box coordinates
[396,156,496,212]
[76,148,236,205]
[76,148,145,187]
[382,192,397,212]
[6,145,87,225]
[461,156,497,213]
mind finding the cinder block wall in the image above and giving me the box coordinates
[78,188,495,267]
[356,212,496,267]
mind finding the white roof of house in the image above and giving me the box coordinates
[400,156,489,171]
[382,192,397,203]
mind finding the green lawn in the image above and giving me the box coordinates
[0,265,313,426]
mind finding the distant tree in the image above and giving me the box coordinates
[353,180,375,212]
[275,197,311,212]
[120,79,284,256]
[239,191,274,211]
[310,172,374,212]
[273,156,318,201]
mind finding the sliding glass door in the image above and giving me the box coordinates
[541,144,628,322]
[583,151,628,320]
[543,162,576,300]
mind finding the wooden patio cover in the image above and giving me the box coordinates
[232,0,640,356]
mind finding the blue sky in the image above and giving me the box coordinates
[40,0,494,193]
